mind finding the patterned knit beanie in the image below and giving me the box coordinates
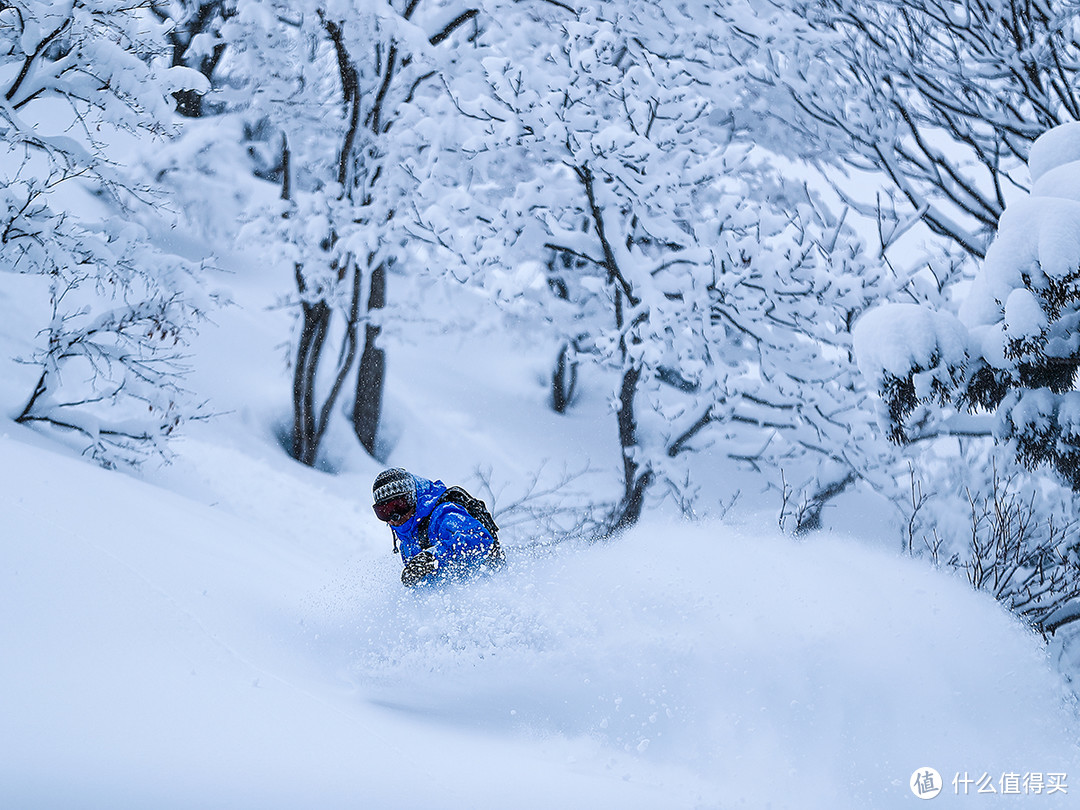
[372,467,415,505]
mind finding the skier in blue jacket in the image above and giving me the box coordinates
[371,467,504,587]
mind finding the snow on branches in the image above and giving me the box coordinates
[412,0,896,529]
[856,122,1080,490]
[853,304,969,443]
[1,1,211,466]
[221,0,483,465]
[730,0,1080,281]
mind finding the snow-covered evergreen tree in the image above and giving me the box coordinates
[855,122,1080,631]
[857,122,1080,489]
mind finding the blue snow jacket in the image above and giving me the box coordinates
[391,475,497,584]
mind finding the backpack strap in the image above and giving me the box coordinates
[415,508,436,551]
[389,501,439,556]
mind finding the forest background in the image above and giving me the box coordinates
[5,1,1080,805]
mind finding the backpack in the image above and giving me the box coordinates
[416,486,499,549]
[395,485,503,569]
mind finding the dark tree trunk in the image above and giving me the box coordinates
[617,363,642,500]
[289,6,480,464]
[289,265,363,467]
[609,468,653,536]
[291,299,332,466]
[576,162,654,535]
[284,119,363,468]
[546,274,578,413]
[282,23,368,468]
[606,361,652,534]
[551,342,578,413]
[795,473,857,534]
[353,259,387,457]
[160,2,232,119]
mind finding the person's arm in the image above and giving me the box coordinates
[429,506,492,555]
[400,505,493,586]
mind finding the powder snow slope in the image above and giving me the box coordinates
[2,419,1078,809]
[2,160,1078,807]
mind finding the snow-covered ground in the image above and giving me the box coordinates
[3,233,1080,808]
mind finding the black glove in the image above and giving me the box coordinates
[401,550,439,587]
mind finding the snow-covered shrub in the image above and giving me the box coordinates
[955,467,1080,634]
[856,122,1080,490]
[899,448,1080,635]
[857,122,1080,631]
[1,1,213,466]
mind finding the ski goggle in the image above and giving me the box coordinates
[373,495,415,524]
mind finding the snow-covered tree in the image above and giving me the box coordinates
[856,122,1080,488]
[222,0,478,466]
[1,0,212,466]
[729,0,1080,269]
[415,0,896,531]
[855,122,1080,630]
[152,0,236,117]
